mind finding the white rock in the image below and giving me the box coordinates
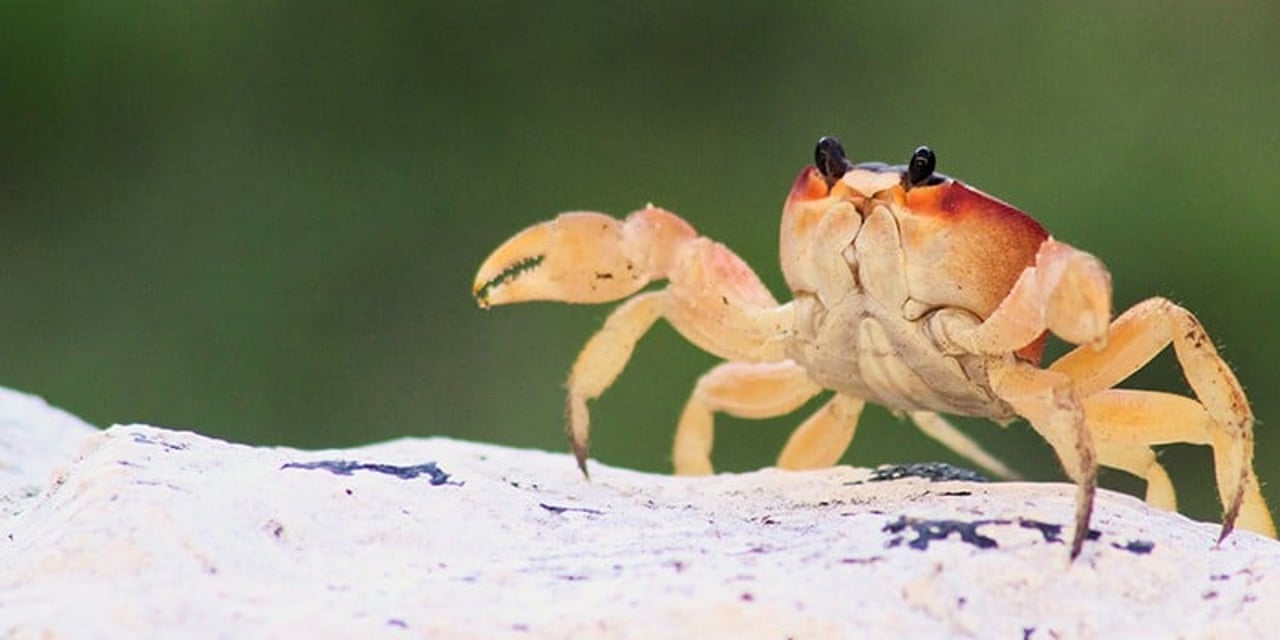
[2,388,1279,639]
[0,386,96,501]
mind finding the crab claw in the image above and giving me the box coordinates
[1037,240,1112,349]
[473,207,697,309]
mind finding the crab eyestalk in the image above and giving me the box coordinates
[814,136,854,186]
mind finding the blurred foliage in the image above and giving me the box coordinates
[2,2,1278,524]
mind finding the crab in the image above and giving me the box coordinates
[472,136,1275,557]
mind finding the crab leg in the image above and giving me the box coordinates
[1083,391,1182,511]
[774,394,867,471]
[565,291,665,472]
[1080,389,1273,537]
[929,239,1113,355]
[1048,297,1269,539]
[672,360,828,475]
[474,206,794,474]
[987,358,1098,559]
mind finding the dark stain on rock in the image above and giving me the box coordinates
[1112,539,1155,554]
[281,460,453,485]
[884,516,1101,551]
[539,502,604,516]
[867,462,988,483]
[883,516,999,550]
[129,433,189,452]
[1018,519,1063,543]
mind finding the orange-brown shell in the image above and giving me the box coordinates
[892,180,1049,361]
[894,181,1047,316]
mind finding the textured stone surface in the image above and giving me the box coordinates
[3,387,1279,638]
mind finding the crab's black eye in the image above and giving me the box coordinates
[815,136,852,185]
[906,146,936,188]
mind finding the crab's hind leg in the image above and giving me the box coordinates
[774,394,867,471]
[1049,297,1273,539]
[1079,389,1272,536]
[1079,392,1180,511]
[475,206,794,474]
[672,360,858,475]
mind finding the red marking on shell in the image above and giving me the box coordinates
[900,181,1051,363]
[905,181,1048,243]
[789,166,831,202]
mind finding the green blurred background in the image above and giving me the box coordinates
[2,3,1277,524]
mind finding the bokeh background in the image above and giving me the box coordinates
[2,3,1277,525]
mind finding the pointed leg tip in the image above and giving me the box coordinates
[1218,493,1243,544]
[571,440,591,480]
[1068,479,1096,562]
[1068,528,1086,561]
[1217,521,1236,545]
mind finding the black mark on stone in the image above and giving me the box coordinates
[1018,519,1063,543]
[883,516,1100,551]
[264,519,285,538]
[281,460,453,485]
[387,619,408,629]
[539,502,604,516]
[1112,539,1155,554]
[883,516,999,550]
[867,462,988,483]
[129,433,189,452]
[839,556,884,565]
[1015,518,1099,544]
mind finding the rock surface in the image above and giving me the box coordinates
[2,387,1279,639]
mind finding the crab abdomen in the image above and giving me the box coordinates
[788,295,1017,419]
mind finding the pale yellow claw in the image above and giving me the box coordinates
[473,211,654,308]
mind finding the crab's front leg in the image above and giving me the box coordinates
[474,206,794,473]
[927,238,1113,356]
[986,358,1098,559]
[925,238,1111,558]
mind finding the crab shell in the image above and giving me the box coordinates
[781,163,1051,363]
